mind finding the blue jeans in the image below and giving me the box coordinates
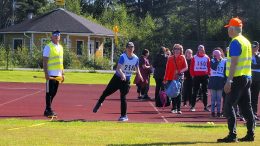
[210,89,222,113]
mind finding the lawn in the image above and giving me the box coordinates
[0,70,156,85]
[1,119,259,146]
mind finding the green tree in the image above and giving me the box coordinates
[0,0,12,28]
[15,0,47,22]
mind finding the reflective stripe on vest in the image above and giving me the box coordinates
[47,43,64,71]
[225,35,252,77]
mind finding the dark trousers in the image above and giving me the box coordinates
[222,91,226,113]
[97,74,130,116]
[137,78,150,96]
[45,79,59,110]
[154,78,165,107]
[182,78,192,105]
[172,81,183,111]
[191,75,208,108]
[251,80,260,116]
[224,76,255,136]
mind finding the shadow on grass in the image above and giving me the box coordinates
[107,141,216,146]
[182,124,223,128]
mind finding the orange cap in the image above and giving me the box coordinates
[224,17,243,28]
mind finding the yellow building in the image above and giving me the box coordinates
[0,8,116,69]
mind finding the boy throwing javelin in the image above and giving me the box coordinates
[93,42,143,121]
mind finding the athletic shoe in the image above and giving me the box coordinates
[204,107,210,112]
[118,115,128,122]
[141,95,152,101]
[177,110,182,114]
[217,135,238,143]
[190,107,196,112]
[217,113,221,117]
[93,102,102,113]
[240,117,246,122]
[44,109,57,117]
[171,109,177,113]
[137,95,143,99]
[238,134,254,142]
[211,112,215,117]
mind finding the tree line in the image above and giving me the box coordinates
[1,0,260,58]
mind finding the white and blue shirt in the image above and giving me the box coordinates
[210,58,226,77]
[115,53,139,80]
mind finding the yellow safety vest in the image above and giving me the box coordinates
[47,42,64,71]
[226,35,252,77]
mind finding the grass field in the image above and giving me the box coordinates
[1,119,259,146]
[0,70,156,85]
[0,70,259,146]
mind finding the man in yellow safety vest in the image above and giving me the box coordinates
[217,18,255,143]
[43,30,65,118]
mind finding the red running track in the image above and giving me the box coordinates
[0,82,257,123]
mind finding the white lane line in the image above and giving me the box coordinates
[148,101,169,123]
[7,123,46,131]
[0,89,44,107]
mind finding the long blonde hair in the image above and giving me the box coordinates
[172,44,184,55]
[185,49,193,59]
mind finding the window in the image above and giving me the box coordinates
[76,40,84,55]
[89,40,94,55]
[95,41,100,50]
[13,38,23,50]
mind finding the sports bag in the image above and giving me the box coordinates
[165,80,181,99]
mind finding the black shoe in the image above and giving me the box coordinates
[217,113,221,117]
[93,102,102,113]
[142,95,152,101]
[238,135,254,142]
[44,109,57,117]
[211,112,215,117]
[217,135,238,143]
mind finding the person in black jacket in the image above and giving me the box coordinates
[183,49,193,106]
[251,41,260,121]
[153,47,168,107]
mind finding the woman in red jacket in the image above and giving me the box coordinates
[164,44,188,114]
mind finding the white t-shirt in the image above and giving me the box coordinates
[43,42,63,76]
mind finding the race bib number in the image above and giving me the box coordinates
[123,64,135,75]
[194,61,207,71]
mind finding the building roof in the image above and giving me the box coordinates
[0,8,114,36]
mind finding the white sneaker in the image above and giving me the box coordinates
[118,116,128,122]
[177,111,182,114]
[171,109,177,113]
[190,107,196,112]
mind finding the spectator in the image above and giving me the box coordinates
[190,45,211,112]
[182,49,193,107]
[153,47,168,107]
[164,44,188,114]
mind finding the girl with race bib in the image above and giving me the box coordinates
[190,45,211,112]
[208,49,226,117]
[92,42,143,122]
